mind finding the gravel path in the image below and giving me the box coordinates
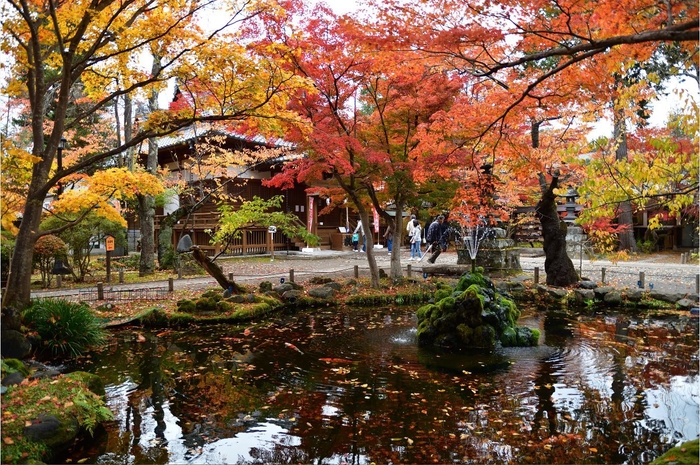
[31,248,699,299]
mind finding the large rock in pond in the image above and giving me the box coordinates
[416,271,540,350]
[23,413,80,448]
[1,329,32,359]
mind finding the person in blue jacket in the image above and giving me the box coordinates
[426,214,449,263]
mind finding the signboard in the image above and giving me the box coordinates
[373,207,379,233]
[268,226,277,234]
[105,236,115,251]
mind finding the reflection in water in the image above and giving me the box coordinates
[65,308,699,464]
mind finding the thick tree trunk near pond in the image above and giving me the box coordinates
[190,247,244,294]
[535,175,579,287]
[137,193,156,276]
[613,104,638,253]
[158,205,193,266]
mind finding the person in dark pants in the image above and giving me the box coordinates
[426,215,449,263]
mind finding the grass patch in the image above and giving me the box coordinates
[23,299,108,357]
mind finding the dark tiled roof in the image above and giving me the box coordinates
[158,125,295,150]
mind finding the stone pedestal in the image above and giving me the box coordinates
[565,225,589,258]
[457,238,522,275]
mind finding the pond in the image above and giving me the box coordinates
[64,306,698,464]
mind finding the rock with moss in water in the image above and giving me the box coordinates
[416,271,540,350]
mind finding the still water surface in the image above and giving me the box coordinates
[66,307,698,464]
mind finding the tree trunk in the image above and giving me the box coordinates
[157,205,194,268]
[535,174,579,286]
[190,247,244,293]
[613,108,638,252]
[124,94,134,171]
[3,195,43,309]
[137,194,156,276]
[138,57,161,276]
[389,199,404,279]
[358,209,381,288]
[529,120,578,287]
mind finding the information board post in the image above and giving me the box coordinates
[268,226,277,262]
[105,235,115,283]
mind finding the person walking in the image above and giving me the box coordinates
[353,217,366,252]
[426,215,449,263]
[406,214,417,248]
[383,223,394,254]
[409,219,422,260]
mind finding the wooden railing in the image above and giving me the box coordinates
[173,227,295,257]
[158,212,340,257]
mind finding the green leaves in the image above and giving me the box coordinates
[214,196,320,248]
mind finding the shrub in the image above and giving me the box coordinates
[23,298,107,358]
[33,235,68,288]
[636,239,656,254]
[112,253,141,270]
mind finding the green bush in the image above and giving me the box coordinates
[23,299,107,358]
[636,239,656,254]
[112,253,141,270]
[33,235,68,288]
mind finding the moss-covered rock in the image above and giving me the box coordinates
[2,358,30,376]
[500,327,517,346]
[176,299,196,313]
[65,371,107,398]
[138,308,171,327]
[437,296,455,312]
[417,270,539,350]
[650,439,699,465]
[216,300,234,312]
[434,288,451,302]
[201,290,223,302]
[195,297,218,312]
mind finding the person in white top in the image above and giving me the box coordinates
[353,217,366,252]
[409,219,422,260]
[406,214,416,234]
[406,214,416,248]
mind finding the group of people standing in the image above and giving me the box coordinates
[406,214,449,263]
[352,213,450,263]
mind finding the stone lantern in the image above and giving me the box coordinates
[562,187,580,222]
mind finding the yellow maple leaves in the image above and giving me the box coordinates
[51,168,164,226]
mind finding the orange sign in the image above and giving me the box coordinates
[105,236,115,251]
